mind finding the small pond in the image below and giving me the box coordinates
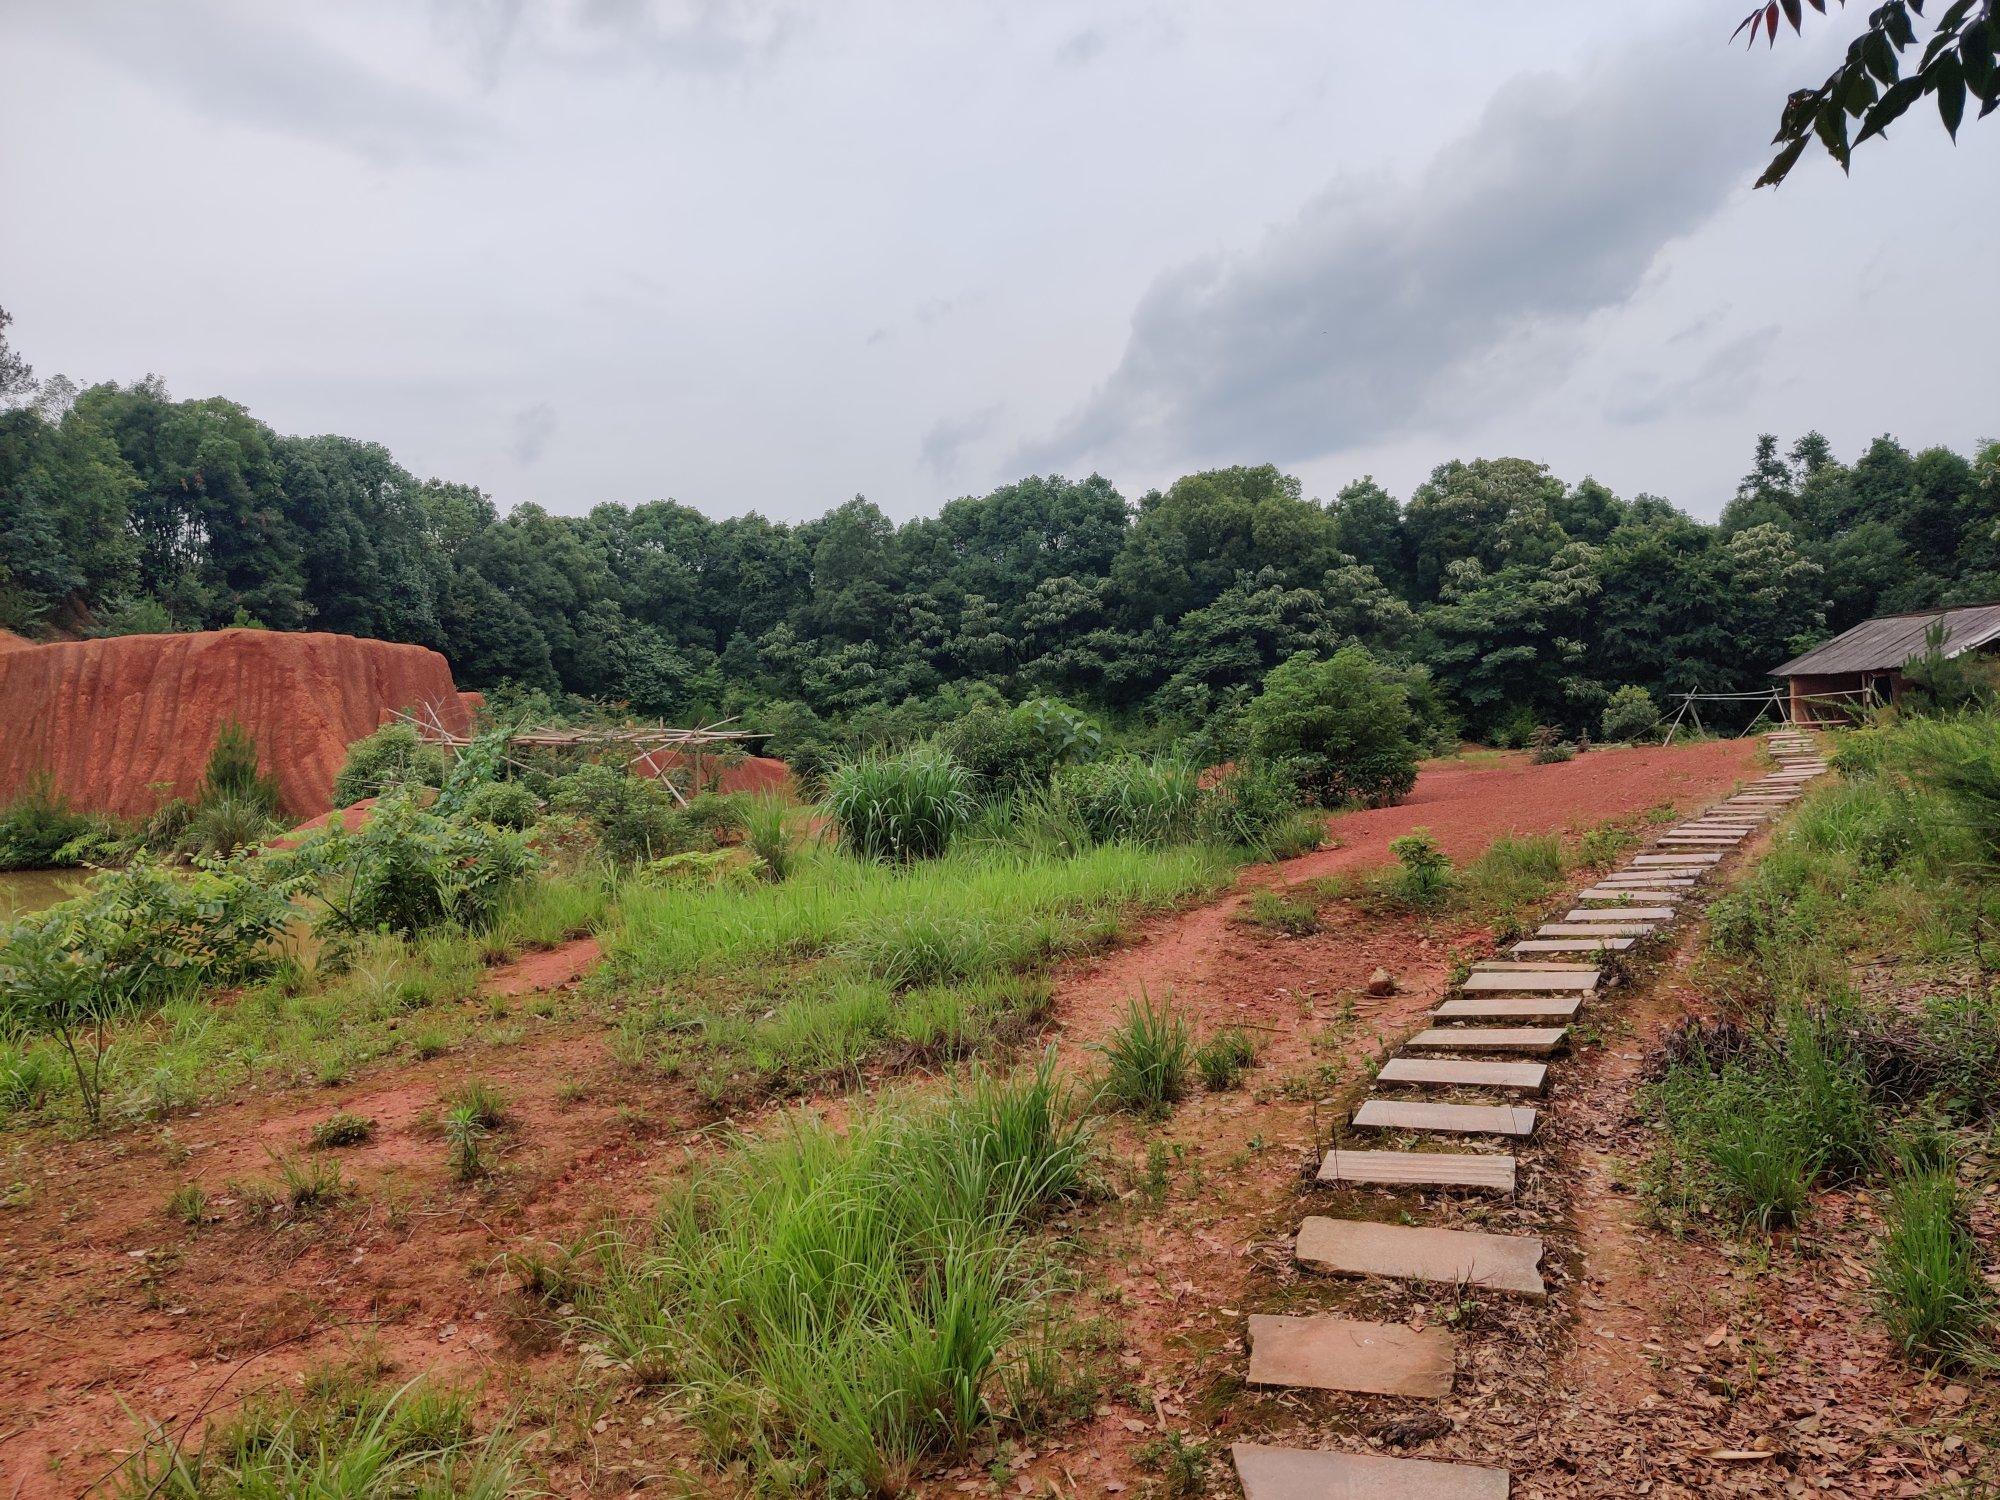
[0,868,84,923]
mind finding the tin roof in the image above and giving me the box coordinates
[1769,604,2000,678]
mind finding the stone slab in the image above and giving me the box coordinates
[1433,996,1581,1021]
[1470,959,1600,972]
[1246,1315,1455,1397]
[1406,1025,1567,1053]
[1352,1098,1537,1137]
[1577,888,1685,902]
[1566,906,1675,921]
[1316,1148,1516,1192]
[1462,969,1597,992]
[1537,923,1655,937]
[1633,853,1724,865]
[1510,938,1634,954]
[1233,1444,1511,1500]
[1379,1056,1548,1091]
[1295,1215,1546,1296]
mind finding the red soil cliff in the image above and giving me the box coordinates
[0,629,473,820]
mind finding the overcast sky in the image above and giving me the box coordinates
[3,0,1994,525]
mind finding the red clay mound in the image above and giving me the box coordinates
[644,749,793,797]
[0,629,473,821]
[0,628,34,654]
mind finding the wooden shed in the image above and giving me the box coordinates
[1770,603,2000,723]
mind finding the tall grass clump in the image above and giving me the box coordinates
[1873,1133,1992,1366]
[826,745,974,861]
[743,793,805,881]
[1041,755,1203,848]
[0,772,121,870]
[1096,994,1191,1118]
[115,1372,519,1498]
[582,1062,1089,1493]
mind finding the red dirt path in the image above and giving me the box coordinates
[0,738,1759,1496]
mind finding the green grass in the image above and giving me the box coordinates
[579,1062,1089,1494]
[115,1370,518,1498]
[1194,1028,1259,1091]
[1238,886,1319,936]
[1096,994,1191,1118]
[1873,1138,1992,1366]
[309,1111,376,1148]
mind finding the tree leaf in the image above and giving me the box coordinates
[1783,0,1804,30]
[1767,2,1782,44]
[1757,132,1813,187]
[1935,54,1967,136]
[1856,74,1926,140]
[1814,95,1853,162]
[1960,20,1996,93]
[1865,30,1901,82]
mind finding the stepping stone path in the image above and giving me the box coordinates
[1237,729,1827,1489]
[1352,1098,1537,1137]
[1246,1314,1456,1397]
[1317,1149,1516,1193]
[1233,1443,1510,1499]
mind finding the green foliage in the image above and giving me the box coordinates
[1240,887,1319,936]
[1873,1137,1991,1367]
[1387,828,1453,907]
[1245,646,1419,809]
[741,794,804,881]
[0,773,120,871]
[1096,994,1191,1118]
[938,696,1104,799]
[1527,724,1576,764]
[331,724,446,809]
[1601,684,1660,742]
[1040,755,1204,848]
[825,744,975,862]
[579,1063,1088,1493]
[304,792,540,938]
[115,1371,519,1498]
[310,1111,376,1148]
[1195,1028,1259,1091]
[460,779,538,830]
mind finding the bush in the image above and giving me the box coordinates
[1527,725,1576,764]
[548,762,683,865]
[1387,829,1453,907]
[938,697,1104,800]
[304,793,541,938]
[461,780,538,830]
[1601,685,1661,742]
[0,773,119,870]
[1043,756,1204,848]
[331,724,447,808]
[1245,647,1419,809]
[825,745,975,862]
[1198,761,1308,852]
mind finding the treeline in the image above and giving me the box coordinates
[3,323,1996,755]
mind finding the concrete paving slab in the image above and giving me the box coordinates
[1246,1315,1455,1397]
[1378,1056,1548,1091]
[1352,1098,1537,1136]
[1295,1215,1546,1296]
[1405,1025,1568,1053]
[1233,1444,1510,1500]
[1316,1149,1516,1192]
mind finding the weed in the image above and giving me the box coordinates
[310,1112,376,1149]
[1097,994,1191,1118]
[270,1151,349,1213]
[826,745,975,861]
[1387,828,1452,907]
[1137,1431,1211,1497]
[1195,1028,1259,1091]
[1874,1135,1991,1366]
[445,1079,509,1129]
[1239,887,1319,936]
[743,794,805,881]
[166,1181,207,1225]
[442,1105,492,1182]
[1141,1139,1172,1206]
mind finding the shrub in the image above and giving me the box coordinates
[938,697,1104,800]
[201,721,282,814]
[331,724,447,809]
[1198,761,1308,852]
[1096,994,1191,1118]
[1042,755,1204,849]
[461,780,538,830]
[1601,685,1661,743]
[311,1112,376,1148]
[304,793,541,938]
[548,762,708,866]
[0,774,119,871]
[1387,829,1453,907]
[176,795,281,858]
[1245,647,1419,809]
[1195,1028,1259,1091]
[825,745,975,862]
[1527,725,1576,764]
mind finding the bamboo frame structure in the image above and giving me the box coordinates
[388,702,769,807]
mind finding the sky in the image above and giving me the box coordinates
[2,0,1995,526]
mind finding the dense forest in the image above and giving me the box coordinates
[2,311,1996,761]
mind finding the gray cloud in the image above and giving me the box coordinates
[1017,19,1771,474]
[19,0,486,165]
[508,402,559,466]
[1056,28,1106,67]
[921,405,1003,477]
[1603,326,1777,426]
[437,0,809,81]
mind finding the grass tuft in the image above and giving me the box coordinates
[1096,994,1191,1118]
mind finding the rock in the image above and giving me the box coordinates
[1367,967,1397,996]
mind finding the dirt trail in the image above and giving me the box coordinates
[0,739,1758,1496]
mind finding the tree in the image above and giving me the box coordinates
[1738,0,1999,187]
[1245,647,1420,809]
